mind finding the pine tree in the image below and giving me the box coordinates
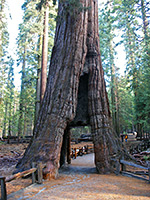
[40,0,49,102]
[16,0,56,136]
[99,0,120,135]
[113,0,145,136]
[139,0,150,133]
[0,0,11,137]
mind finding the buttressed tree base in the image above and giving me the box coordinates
[16,0,123,178]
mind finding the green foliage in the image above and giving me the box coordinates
[107,76,134,132]
[0,1,18,137]
[71,126,91,139]
[0,56,18,137]
[16,0,57,136]
[99,0,150,134]
[0,0,9,59]
[117,76,134,131]
[143,155,150,161]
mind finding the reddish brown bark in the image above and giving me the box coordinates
[16,0,123,177]
[40,1,49,102]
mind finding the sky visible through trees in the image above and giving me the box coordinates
[6,0,24,90]
[7,0,126,90]
[1,0,149,138]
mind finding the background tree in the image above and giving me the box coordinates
[100,0,150,137]
[116,76,134,132]
[16,0,56,136]
[2,57,15,137]
[39,0,49,103]
[99,0,120,135]
[140,0,150,134]
[0,0,11,136]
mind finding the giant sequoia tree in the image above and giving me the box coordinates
[16,0,123,178]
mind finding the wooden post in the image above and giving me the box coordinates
[121,163,126,172]
[120,155,126,172]
[0,176,7,200]
[86,145,89,154]
[115,161,120,175]
[74,148,77,159]
[148,161,150,183]
[32,162,36,184]
[7,136,10,144]
[37,162,43,184]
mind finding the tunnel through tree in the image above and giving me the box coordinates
[16,0,123,178]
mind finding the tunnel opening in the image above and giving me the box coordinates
[59,73,96,174]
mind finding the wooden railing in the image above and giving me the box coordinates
[0,136,32,144]
[71,144,93,159]
[120,160,150,183]
[1,158,149,199]
[0,162,45,200]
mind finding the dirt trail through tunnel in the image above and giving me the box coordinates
[60,153,96,174]
[7,153,150,200]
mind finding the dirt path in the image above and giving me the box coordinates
[7,153,150,200]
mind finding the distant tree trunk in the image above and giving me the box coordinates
[40,2,49,103]
[18,46,26,138]
[35,35,42,123]
[104,0,120,136]
[125,11,142,138]
[2,101,8,137]
[8,103,12,137]
[35,62,41,122]
[16,0,123,177]
[23,105,27,136]
[111,65,119,136]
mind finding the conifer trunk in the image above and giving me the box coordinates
[40,1,49,102]
[2,101,8,137]
[16,0,122,177]
[18,46,26,138]
[35,36,42,123]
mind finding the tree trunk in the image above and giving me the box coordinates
[35,65,41,122]
[8,103,12,137]
[125,10,142,138]
[16,0,123,177]
[2,100,8,137]
[18,45,26,138]
[23,105,27,136]
[111,65,119,136]
[35,35,42,123]
[86,0,121,173]
[40,2,49,103]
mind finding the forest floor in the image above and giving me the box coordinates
[0,136,150,200]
